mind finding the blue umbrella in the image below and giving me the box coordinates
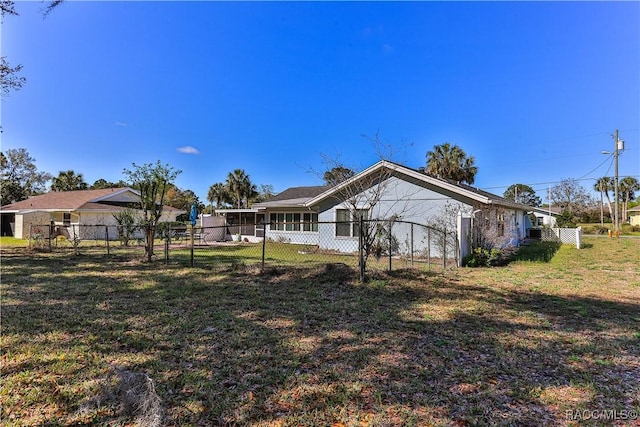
[189,202,197,226]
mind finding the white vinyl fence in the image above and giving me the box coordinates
[540,227,582,249]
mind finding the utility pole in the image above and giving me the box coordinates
[613,129,620,233]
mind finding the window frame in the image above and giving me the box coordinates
[335,208,368,238]
[269,211,318,232]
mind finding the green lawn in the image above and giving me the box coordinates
[0,236,28,247]
[1,237,639,426]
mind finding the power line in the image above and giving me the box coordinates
[481,174,640,192]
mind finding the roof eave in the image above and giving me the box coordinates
[304,160,494,207]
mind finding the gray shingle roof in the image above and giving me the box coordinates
[252,185,330,208]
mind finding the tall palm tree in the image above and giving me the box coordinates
[226,169,250,209]
[242,182,258,208]
[594,177,614,224]
[459,156,478,186]
[51,170,88,191]
[207,182,227,212]
[425,142,477,185]
[619,177,640,223]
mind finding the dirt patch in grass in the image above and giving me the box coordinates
[1,237,639,425]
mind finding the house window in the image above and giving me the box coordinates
[497,212,505,236]
[63,213,71,226]
[270,212,317,232]
[336,209,368,237]
[303,213,318,232]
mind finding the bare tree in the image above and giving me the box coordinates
[123,161,181,262]
[1,1,62,94]
[313,133,421,274]
[550,179,593,217]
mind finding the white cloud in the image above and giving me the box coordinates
[177,146,200,155]
[114,121,129,127]
[382,43,394,54]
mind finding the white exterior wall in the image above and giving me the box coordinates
[15,212,52,239]
[316,177,471,255]
[14,213,24,239]
[314,176,527,255]
[265,226,320,245]
[534,212,557,227]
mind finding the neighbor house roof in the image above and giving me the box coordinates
[252,185,330,209]
[303,160,532,211]
[1,187,183,213]
[529,206,562,216]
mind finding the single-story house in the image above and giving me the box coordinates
[215,160,534,259]
[529,206,561,228]
[0,187,184,239]
[628,205,640,226]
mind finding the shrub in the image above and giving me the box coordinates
[581,225,609,235]
[555,211,577,228]
[463,247,505,267]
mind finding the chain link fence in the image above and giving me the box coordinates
[27,219,458,278]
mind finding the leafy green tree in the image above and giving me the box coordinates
[503,184,541,207]
[555,210,577,228]
[254,184,277,203]
[0,148,52,205]
[323,166,355,186]
[123,161,181,262]
[112,208,138,246]
[165,185,204,221]
[90,178,127,189]
[425,142,478,185]
[51,170,88,191]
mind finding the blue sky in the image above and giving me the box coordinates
[2,1,639,204]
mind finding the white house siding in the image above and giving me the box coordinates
[312,176,528,257]
[314,177,469,257]
[15,211,51,239]
[266,226,320,245]
[56,210,179,241]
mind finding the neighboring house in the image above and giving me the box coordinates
[628,205,640,226]
[529,206,561,228]
[0,187,184,239]
[214,161,533,258]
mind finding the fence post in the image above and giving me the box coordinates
[427,228,431,270]
[443,230,447,269]
[28,224,32,250]
[576,226,582,249]
[48,223,53,252]
[261,221,267,272]
[359,217,365,282]
[388,220,392,272]
[410,223,414,268]
[106,226,110,257]
[165,236,169,265]
[190,225,195,267]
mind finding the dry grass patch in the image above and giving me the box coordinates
[1,237,639,425]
